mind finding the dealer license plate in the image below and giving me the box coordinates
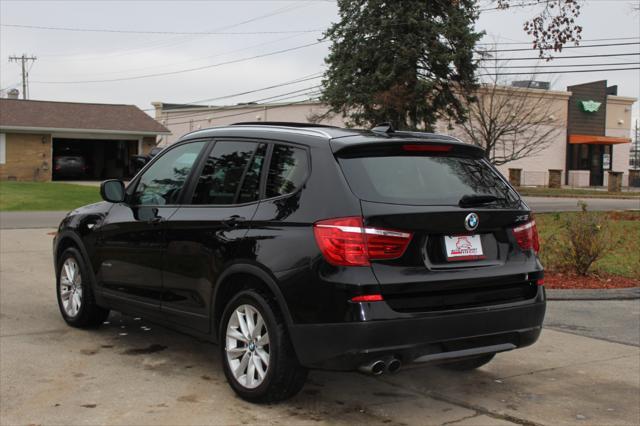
[444,234,485,261]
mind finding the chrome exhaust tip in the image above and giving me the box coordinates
[386,357,401,374]
[358,360,386,376]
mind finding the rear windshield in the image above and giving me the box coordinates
[338,152,519,206]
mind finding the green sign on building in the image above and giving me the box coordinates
[579,100,602,113]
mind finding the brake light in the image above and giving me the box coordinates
[351,294,384,302]
[402,144,452,152]
[313,217,412,266]
[512,220,540,254]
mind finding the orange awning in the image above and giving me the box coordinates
[569,134,631,145]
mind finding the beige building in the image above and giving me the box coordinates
[153,80,636,188]
[0,99,169,181]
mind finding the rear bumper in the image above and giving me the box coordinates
[289,291,545,370]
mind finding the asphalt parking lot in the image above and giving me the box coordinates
[1,228,639,426]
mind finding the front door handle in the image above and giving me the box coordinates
[222,215,246,228]
[148,216,165,225]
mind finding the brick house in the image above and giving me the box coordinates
[0,99,170,181]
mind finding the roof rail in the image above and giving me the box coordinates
[231,121,339,129]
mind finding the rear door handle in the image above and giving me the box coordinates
[222,215,246,228]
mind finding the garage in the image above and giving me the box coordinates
[0,98,170,182]
[52,138,139,181]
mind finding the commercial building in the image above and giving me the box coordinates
[0,99,169,181]
[153,80,636,187]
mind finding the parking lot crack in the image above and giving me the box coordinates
[0,329,68,338]
[441,412,481,425]
[376,376,542,426]
[497,354,638,380]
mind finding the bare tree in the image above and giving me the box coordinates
[456,61,563,166]
[495,0,583,59]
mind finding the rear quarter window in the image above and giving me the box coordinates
[266,145,309,198]
[338,151,518,206]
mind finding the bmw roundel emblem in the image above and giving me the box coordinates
[465,213,479,231]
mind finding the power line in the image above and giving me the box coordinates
[478,41,640,53]
[6,21,636,48]
[35,2,313,59]
[31,47,639,85]
[145,73,322,112]
[56,32,311,77]
[478,66,640,76]
[31,40,327,84]
[161,86,323,124]
[1,23,323,35]
[167,96,322,128]
[478,52,640,61]
[485,62,640,68]
[478,1,542,12]
[476,36,640,46]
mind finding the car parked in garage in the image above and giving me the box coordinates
[52,122,545,403]
[53,155,88,179]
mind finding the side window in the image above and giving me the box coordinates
[266,145,308,198]
[131,141,205,206]
[191,141,266,205]
[238,144,267,204]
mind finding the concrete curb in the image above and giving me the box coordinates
[546,287,640,301]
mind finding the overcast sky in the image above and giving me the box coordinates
[1,0,639,123]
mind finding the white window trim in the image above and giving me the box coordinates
[0,133,6,165]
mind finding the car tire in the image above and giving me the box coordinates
[439,353,496,371]
[220,289,307,403]
[56,247,110,328]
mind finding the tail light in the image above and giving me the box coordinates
[351,294,384,302]
[512,220,540,255]
[313,217,412,266]
[402,144,452,152]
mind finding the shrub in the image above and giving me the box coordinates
[560,202,615,275]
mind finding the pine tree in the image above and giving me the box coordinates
[320,0,482,131]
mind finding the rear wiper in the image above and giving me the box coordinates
[458,194,507,207]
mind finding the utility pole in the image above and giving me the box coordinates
[8,54,37,100]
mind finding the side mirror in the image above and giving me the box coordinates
[100,179,125,203]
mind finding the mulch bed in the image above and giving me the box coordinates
[544,272,639,289]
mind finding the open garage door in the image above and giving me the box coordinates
[52,138,138,181]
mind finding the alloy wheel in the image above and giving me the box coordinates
[225,304,270,389]
[60,257,83,318]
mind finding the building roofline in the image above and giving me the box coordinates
[0,98,133,108]
[0,125,171,136]
[607,95,637,105]
[477,84,572,99]
[154,100,323,113]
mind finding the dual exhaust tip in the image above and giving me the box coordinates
[358,357,401,376]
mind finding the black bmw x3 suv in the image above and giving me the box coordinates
[53,122,545,402]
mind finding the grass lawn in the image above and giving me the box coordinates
[517,187,640,199]
[0,182,102,211]
[536,211,640,279]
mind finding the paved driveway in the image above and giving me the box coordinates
[545,299,640,347]
[1,228,639,425]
